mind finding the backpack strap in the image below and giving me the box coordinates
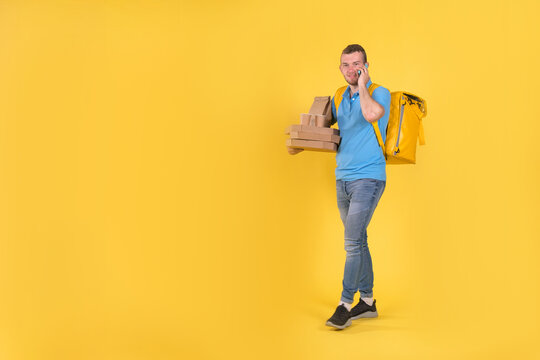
[368,83,386,158]
[407,94,427,146]
[418,121,426,145]
[414,97,427,146]
[333,86,348,117]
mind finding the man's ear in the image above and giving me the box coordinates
[365,62,370,68]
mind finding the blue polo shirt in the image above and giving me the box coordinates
[331,79,391,181]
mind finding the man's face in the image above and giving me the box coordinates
[339,52,366,86]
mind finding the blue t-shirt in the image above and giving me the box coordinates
[331,79,391,181]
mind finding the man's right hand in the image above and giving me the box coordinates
[287,146,304,155]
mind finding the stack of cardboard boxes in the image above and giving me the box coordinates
[285,96,340,152]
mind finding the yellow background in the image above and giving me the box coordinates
[1,0,539,359]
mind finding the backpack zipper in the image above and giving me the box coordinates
[394,97,405,155]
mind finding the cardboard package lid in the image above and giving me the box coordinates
[286,138,337,152]
[285,124,339,136]
[308,96,331,115]
[289,131,341,144]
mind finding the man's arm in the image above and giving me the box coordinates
[358,86,385,123]
[356,65,387,123]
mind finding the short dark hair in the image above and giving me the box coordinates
[341,44,367,63]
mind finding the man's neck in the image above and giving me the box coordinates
[349,85,359,97]
[349,80,371,98]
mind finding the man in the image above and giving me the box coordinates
[325,44,391,329]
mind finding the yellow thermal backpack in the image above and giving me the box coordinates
[333,84,427,164]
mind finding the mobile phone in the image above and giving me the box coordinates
[357,63,368,75]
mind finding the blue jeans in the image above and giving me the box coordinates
[336,178,386,303]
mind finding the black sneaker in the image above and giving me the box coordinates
[350,299,378,320]
[325,304,352,329]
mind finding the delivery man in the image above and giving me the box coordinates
[291,44,391,329]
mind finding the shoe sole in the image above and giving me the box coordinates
[350,311,378,320]
[325,318,352,330]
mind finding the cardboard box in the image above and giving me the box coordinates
[309,96,331,116]
[286,95,338,154]
[324,101,333,123]
[302,96,333,127]
[300,113,327,127]
[285,124,339,136]
[289,131,340,144]
[286,139,338,152]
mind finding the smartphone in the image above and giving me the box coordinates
[357,63,368,76]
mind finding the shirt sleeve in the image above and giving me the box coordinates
[372,87,391,141]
